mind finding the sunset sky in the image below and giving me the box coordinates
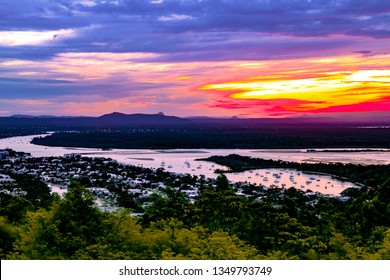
[0,0,389,117]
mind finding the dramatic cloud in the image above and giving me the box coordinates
[200,55,390,115]
[0,0,389,116]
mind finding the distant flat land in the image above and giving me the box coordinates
[32,125,390,149]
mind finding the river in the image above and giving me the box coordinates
[2,134,389,196]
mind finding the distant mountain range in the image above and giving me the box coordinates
[1,112,190,129]
[97,112,191,127]
[1,111,390,130]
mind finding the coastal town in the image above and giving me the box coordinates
[1,148,389,262]
[0,148,334,212]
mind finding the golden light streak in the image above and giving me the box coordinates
[201,68,390,112]
[176,76,192,81]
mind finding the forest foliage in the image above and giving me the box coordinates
[1,167,390,260]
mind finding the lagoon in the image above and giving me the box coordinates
[2,134,389,196]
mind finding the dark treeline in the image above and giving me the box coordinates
[1,163,390,260]
[200,154,390,187]
[32,126,390,149]
[0,128,46,139]
[2,112,390,148]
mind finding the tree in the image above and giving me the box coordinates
[146,219,261,260]
[373,229,390,259]
[0,216,18,259]
[2,196,33,223]
[74,210,144,260]
[326,233,366,260]
[142,187,190,225]
[12,174,53,208]
[191,188,246,233]
[13,183,104,259]
[215,174,231,192]
[53,182,104,257]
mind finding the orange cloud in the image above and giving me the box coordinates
[200,55,390,115]
[1,51,389,117]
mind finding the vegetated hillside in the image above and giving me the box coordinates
[1,158,390,260]
[0,112,192,131]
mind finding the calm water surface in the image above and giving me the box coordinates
[2,134,389,196]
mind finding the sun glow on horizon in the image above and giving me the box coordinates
[200,61,390,113]
[1,51,389,117]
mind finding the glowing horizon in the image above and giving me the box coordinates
[201,68,390,114]
[0,1,389,118]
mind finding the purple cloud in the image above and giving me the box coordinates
[0,0,388,61]
[0,0,389,117]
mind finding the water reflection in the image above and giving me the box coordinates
[2,134,389,196]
